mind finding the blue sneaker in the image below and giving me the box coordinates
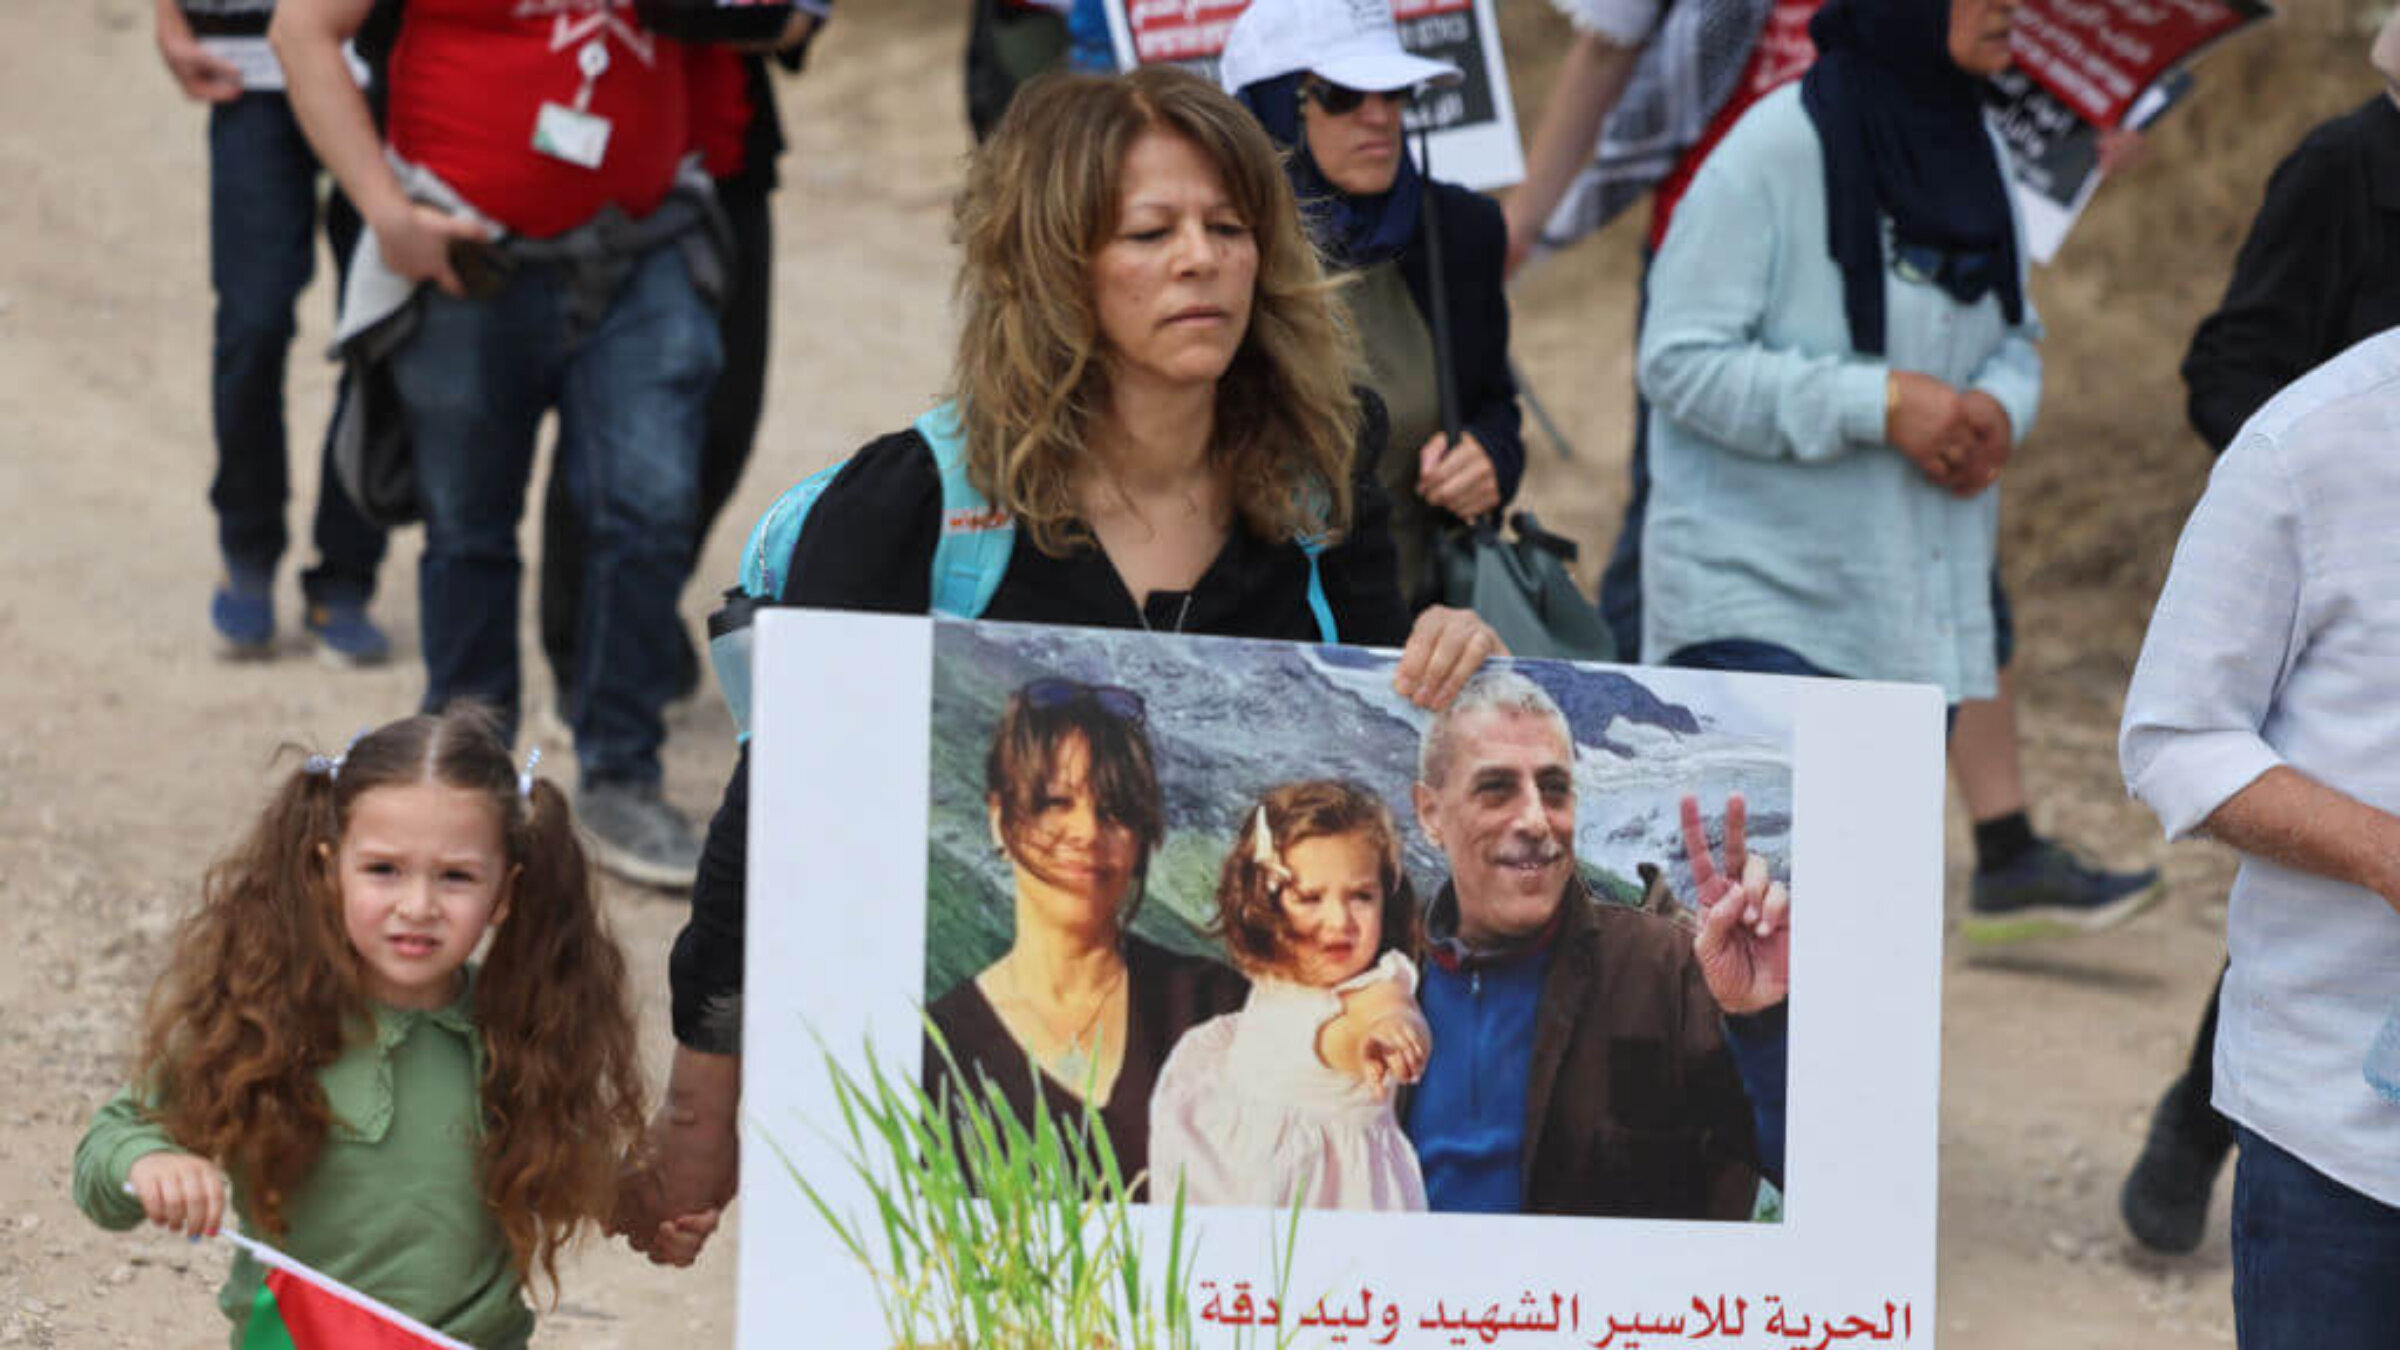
[1964,839,2163,943]
[211,572,275,659]
[304,601,392,668]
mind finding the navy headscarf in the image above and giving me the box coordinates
[1235,73,1425,270]
[1799,0,2023,355]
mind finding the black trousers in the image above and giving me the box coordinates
[538,175,774,699]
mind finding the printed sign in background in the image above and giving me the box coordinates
[1990,0,2268,262]
[1101,0,1526,191]
[2009,0,2268,131]
[737,611,1948,1347]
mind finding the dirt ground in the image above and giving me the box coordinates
[0,0,2383,1345]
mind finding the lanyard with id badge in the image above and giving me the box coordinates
[534,36,618,170]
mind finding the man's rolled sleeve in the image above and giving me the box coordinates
[2121,430,2307,840]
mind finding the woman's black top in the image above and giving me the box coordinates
[923,935,1247,1197]
[668,411,1412,1054]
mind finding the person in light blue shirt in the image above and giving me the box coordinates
[2119,327,2400,1350]
[1635,0,2033,705]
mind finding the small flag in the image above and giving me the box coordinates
[221,1231,474,1350]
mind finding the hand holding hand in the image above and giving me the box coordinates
[1417,432,1501,521]
[371,204,493,298]
[1392,607,1505,710]
[1680,795,1790,1016]
[1954,391,2013,497]
[1885,372,1977,492]
[611,1091,740,1265]
[125,1151,230,1238]
[644,1209,722,1268]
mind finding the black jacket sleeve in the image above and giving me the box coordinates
[2182,116,2366,454]
[1402,183,1528,504]
[670,432,942,1052]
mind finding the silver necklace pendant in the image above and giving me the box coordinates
[1046,1039,1096,1089]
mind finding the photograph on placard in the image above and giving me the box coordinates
[917,621,1792,1223]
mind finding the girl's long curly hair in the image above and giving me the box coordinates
[133,709,645,1298]
[951,64,1363,556]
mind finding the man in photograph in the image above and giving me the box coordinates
[1405,671,1790,1219]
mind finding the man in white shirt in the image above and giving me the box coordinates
[2120,328,2400,1348]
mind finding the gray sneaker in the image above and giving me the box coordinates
[578,780,701,891]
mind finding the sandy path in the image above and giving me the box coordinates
[1,0,2324,1343]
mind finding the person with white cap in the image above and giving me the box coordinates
[2118,15,2400,1259]
[1221,0,1527,609]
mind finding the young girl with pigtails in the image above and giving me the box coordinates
[72,709,714,1348]
[1149,779,1434,1213]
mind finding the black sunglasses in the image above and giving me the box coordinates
[1021,677,1148,727]
[1300,77,1414,117]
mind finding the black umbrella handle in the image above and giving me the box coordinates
[1414,117,1464,445]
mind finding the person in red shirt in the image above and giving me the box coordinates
[536,14,826,724]
[274,0,725,888]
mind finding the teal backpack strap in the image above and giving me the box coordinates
[1292,475,1340,645]
[737,462,844,602]
[1295,534,1339,645]
[914,402,1015,619]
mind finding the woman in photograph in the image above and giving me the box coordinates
[1220,0,1525,607]
[1150,780,1431,1212]
[621,66,1503,1250]
[922,679,1246,1191]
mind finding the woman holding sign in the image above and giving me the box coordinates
[1220,0,1527,609]
[621,66,1503,1252]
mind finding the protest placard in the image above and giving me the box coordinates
[1994,0,2270,262]
[1099,0,1525,190]
[736,610,1947,1348]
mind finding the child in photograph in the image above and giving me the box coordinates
[71,710,707,1349]
[1149,780,1431,1212]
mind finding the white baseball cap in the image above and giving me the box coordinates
[1218,0,1463,98]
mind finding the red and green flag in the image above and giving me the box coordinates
[225,1232,473,1350]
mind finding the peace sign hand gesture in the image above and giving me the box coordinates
[1681,794,1790,1016]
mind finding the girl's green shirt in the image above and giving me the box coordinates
[72,984,533,1350]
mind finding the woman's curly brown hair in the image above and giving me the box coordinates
[951,64,1363,556]
[1212,779,1419,978]
[133,708,645,1298]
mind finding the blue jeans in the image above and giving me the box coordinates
[1661,639,1842,680]
[391,244,721,783]
[2232,1124,2400,1349]
[208,92,386,604]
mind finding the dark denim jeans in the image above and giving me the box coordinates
[390,244,721,783]
[2232,1124,2400,1349]
[537,175,775,703]
[207,92,386,604]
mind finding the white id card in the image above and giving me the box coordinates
[532,103,612,170]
